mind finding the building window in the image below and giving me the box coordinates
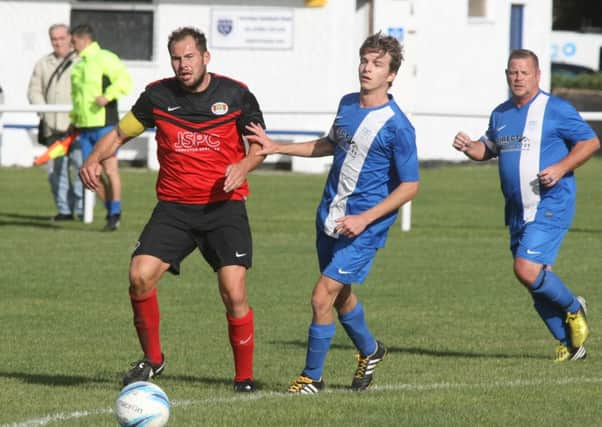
[70,1,155,61]
[468,0,487,18]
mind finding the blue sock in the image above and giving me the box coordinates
[531,270,580,313]
[339,303,376,357]
[303,322,335,380]
[109,200,121,216]
[532,294,569,345]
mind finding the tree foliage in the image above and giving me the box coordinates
[552,72,602,90]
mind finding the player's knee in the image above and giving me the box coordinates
[333,287,354,312]
[222,294,248,317]
[129,268,158,297]
[513,260,541,287]
[226,289,247,307]
[311,293,333,317]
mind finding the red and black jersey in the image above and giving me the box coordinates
[131,73,265,204]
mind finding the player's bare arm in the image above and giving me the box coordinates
[452,131,491,161]
[223,139,266,192]
[335,181,419,238]
[80,125,132,191]
[538,136,600,188]
[245,123,335,157]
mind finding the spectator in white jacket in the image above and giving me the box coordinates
[28,23,83,221]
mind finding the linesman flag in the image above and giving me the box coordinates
[34,131,79,166]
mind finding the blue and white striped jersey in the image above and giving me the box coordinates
[317,93,419,248]
[480,90,595,230]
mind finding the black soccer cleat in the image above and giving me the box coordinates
[234,378,256,393]
[104,213,121,231]
[122,353,165,386]
[351,340,387,391]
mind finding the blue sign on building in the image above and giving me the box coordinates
[387,27,405,43]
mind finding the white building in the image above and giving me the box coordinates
[0,0,552,169]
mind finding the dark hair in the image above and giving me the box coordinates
[359,31,404,74]
[168,27,207,54]
[70,24,95,41]
[507,49,539,69]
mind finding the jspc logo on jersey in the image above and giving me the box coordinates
[211,102,229,116]
[175,131,221,152]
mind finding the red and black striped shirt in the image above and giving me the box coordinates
[131,73,265,204]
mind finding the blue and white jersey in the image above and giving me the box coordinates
[317,93,419,248]
[480,90,595,230]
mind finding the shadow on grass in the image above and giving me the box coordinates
[158,374,233,388]
[412,223,602,235]
[0,211,57,228]
[0,211,109,232]
[271,339,547,360]
[0,371,112,386]
[386,345,546,360]
[569,227,602,234]
[0,371,252,390]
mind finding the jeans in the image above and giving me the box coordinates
[48,140,83,216]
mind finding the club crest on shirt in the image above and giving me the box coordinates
[211,102,229,116]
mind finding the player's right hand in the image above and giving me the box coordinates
[79,161,103,192]
[452,131,473,152]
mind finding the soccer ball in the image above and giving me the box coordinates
[114,381,170,427]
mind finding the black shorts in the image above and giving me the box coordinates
[133,200,252,274]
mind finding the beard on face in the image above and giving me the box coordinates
[179,69,207,92]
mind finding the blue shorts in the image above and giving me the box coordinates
[317,231,377,285]
[78,126,114,159]
[510,221,568,266]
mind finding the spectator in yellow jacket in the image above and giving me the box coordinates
[70,24,132,231]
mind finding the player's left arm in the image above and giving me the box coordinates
[539,105,601,188]
[336,125,420,238]
[539,136,600,188]
[335,181,419,238]
[224,90,267,192]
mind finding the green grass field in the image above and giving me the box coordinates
[1,158,601,426]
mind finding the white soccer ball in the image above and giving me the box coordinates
[115,381,170,427]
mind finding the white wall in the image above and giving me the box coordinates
[372,0,552,161]
[0,0,553,167]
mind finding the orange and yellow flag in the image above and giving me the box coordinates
[34,131,79,166]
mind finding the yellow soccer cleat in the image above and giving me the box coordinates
[566,296,590,348]
[553,343,586,362]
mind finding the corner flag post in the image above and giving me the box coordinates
[401,201,411,232]
[83,189,95,224]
